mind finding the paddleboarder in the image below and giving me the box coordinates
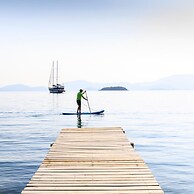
[76,89,87,114]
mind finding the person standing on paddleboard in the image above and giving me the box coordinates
[76,89,87,114]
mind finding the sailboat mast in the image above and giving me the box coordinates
[56,60,58,85]
[49,64,52,87]
[52,61,55,86]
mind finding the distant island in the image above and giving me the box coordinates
[99,86,128,91]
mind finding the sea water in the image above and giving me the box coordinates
[0,91,194,194]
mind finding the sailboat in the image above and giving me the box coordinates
[48,61,65,93]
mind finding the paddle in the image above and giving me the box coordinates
[85,91,91,113]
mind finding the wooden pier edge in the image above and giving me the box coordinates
[22,127,164,194]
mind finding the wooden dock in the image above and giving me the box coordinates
[22,127,164,194]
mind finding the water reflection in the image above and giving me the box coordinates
[77,114,82,128]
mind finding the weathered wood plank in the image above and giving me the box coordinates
[22,191,164,194]
[23,186,162,191]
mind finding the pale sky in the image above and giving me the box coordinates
[1,0,194,86]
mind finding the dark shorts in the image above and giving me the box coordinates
[77,100,81,106]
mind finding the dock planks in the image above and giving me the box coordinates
[22,127,164,194]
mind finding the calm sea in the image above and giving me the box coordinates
[0,91,194,194]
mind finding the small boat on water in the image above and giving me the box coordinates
[48,61,65,94]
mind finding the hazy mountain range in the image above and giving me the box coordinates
[0,84,47,91]
[1,74,194,91]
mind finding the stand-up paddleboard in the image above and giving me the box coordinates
[62,110,104,115]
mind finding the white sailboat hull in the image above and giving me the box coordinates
[48,61,65,94]
[49,85,65,93]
